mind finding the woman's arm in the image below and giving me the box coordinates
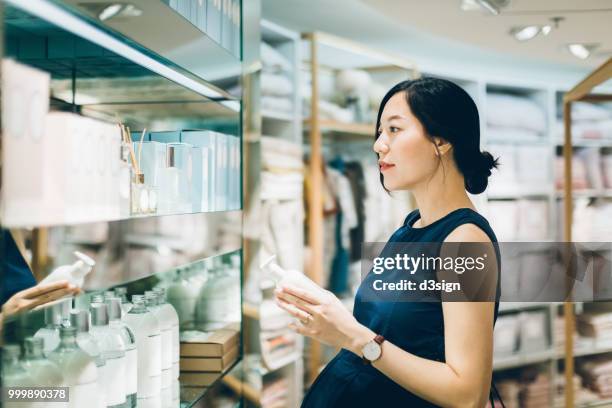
[276,223,497,408]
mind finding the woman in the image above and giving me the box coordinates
[275,77,501,407]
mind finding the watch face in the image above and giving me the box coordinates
[363,340,382,361]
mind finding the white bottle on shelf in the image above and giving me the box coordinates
[48,326,99,408]
[124,295,162,399]
[144,291,172,390]
[70,309,107,408]
[157,145,181,215]
[33,303,63,355]
[106,297,138,408]
[166,267,201,329]
[22,337,68,408]
[39,251,95,288]
[153,287,180,385]
[2,344,34,407]
[89,302,127,408]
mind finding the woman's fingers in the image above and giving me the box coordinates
[279,284,323,305]
[28,287,76,309]
[275,298,312,321]
[275,290,315,314]
[20,280,71,299]
[288,322,314,336]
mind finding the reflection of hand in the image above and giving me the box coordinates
[275,284,373,353]
[1,280,80,318]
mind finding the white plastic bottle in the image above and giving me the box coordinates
[261,254,327,296]
[106,297,138,407]
[33,303,63,355]
[153,287,180,403]
[144,291,172,390]
[89,302,127,408]
[153,287,179,381]
[39,251,95,288]
[70,309,107,408]
[48,326,98,408]
[124,295,161,399]
[21,337,68,408]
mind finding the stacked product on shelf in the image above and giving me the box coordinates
[163,0,241,57]
[261,42,294,118]
[555,101,612,144]
[486,92,548,143]
[493,310,550,359]
[577,310,612,346]
[578,355,612,400]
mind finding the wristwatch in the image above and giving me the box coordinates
[361,334,385,364]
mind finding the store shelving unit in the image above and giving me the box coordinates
[301,31,418,384]
[0,0,246,407]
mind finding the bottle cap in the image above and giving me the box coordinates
[103,291,115,300]
[70,309,89,333]
[153,287,166,303]
[24,337,44,356]
[106,297,122,320]
[90,303,109,326]
[59,325,77,339]
[44,304,62,326]
[132,294,144,303]
[144,291,158,307]
[91,294,104,304]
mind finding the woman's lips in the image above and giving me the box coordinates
[379,163,395,172]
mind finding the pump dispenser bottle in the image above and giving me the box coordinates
[33,303,63,355]
[40,251,95,288]
[22,337,68,407]
[144,291,172,390]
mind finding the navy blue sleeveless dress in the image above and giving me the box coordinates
[301,208,501,407]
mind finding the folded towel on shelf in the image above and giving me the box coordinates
[572,102,612,122]
[485,200,517,241]
[487,93,547,134]
[517,199,549,240]
[261,95,293,114]
[603,153,612,188]
[555,155,589,190]
[555,119,612,141]
[261,136,303,168]
[262,72,293,97]
[260,172,304,200]
[261,42,292,73]
[487,126,543,143]
[515,145,550,184]
[302,99,355,123]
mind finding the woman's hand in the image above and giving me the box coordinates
[275,284,374,355]
[1,280,80,318]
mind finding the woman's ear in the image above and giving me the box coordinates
[432,137,451,156]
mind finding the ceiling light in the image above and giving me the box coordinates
[567,43,600,60]
[541,25,552,36]
[509,26,541,41]
[98,4,123,21]
[97,3,142,21]
[461,0,510,15]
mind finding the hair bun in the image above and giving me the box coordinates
[465,151,499,194]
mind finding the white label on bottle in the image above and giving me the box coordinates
[172,323,180,365]
[104,356,126,406]
[138,333,161,397]
[160,329,172,370]
[126,348,138,395]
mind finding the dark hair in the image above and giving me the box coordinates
[375,77,498,194]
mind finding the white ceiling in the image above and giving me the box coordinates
[262,0,611,87]
[362,0,612,67]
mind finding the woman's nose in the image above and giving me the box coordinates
[373,135,390,155]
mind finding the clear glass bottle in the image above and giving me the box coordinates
[144,291,172,390]
[33,303,62,355]
[153,287,180,384]
[114,287,133,315]
[48,326,99,408]
[106,297,137,408]
[166,267,200,330]
[89,302,127,408]
[22,337,68,407]
[157,145,181,215]
[124,295,161,399]
[130,173,149,215]
[70,309,107,408]
[2,344,31,387]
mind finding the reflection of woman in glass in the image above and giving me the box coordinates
[1,229,79,326]
[276,78,501,407]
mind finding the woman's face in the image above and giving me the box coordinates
[373,92,440,191]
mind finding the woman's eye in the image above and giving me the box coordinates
[389,126,399,133]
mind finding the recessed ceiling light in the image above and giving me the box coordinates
[509,25,541,41]
[567,43,600,60]
[98,3,142,21]
[541,25,552,36]
[98,4,123,21]
[461,0,510,15]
